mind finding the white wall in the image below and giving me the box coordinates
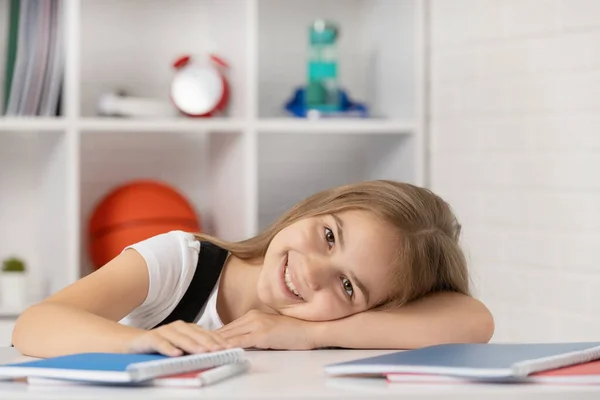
[429,0,600,343]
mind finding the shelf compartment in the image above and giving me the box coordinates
[257,0,419,119]
[80,0,249,118]
[256,118,415,134]
[257,131,416,230]
[79,128,250,276]
[0,130,70,308]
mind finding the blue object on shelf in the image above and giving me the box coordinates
[284,87,368,119]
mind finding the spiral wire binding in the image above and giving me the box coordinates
[126,348,246,382]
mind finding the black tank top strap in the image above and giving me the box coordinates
[152,240,228,329]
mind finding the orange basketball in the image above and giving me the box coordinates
[88,180,201,269]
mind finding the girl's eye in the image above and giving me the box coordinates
[324,227,335,248]
[341,277,354,298]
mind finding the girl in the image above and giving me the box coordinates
[12,180,494,358]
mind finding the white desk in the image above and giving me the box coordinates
[1,347,600,399]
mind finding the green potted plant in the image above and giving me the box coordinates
[2,257,26,273]
[1,256,28,312]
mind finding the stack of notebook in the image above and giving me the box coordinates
[324,342,600,385]
[0,347,249,388]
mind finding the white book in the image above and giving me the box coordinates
[39,0,64,116]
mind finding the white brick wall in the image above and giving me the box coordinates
[429,0,600,342]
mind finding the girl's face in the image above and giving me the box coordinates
[257,209,400,321]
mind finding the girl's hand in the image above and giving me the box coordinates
[126,320,232,357]
[216,310,318,350]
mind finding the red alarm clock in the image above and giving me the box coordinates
[170,54,230,117]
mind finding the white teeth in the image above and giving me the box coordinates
[284,265,303,299]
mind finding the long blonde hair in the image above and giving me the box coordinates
[194,180,470,308]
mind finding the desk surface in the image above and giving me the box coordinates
[1,347,600,399]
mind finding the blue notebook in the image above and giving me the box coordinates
[325,342,600,379]
[0,348,246,383]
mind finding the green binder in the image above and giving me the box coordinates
[3,0,20,114]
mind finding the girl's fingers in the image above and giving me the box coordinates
[161,329,208,354]
[204,330,232,348]
[225,334,255,349]
[147,322,237,356]
[173,324,224,351]
[188,324,229,346]
[216,320,243,334]
[217,324,252,340]
[152,336,184,357]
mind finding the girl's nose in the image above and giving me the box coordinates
[304,257,331,291]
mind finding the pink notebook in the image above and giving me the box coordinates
[153,360,249,388]
[387,359,600,385]
[528,359,600,384]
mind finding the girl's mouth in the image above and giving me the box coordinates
[281,253,304,301]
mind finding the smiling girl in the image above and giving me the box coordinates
[12,180,494,358]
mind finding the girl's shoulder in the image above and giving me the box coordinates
[124,230,202,296]
[120,231,203,329]
[126,230,201,258]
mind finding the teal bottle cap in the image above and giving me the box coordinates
[309,19,339,44]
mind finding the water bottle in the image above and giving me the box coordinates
[306,20,341,113]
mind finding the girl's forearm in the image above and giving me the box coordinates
[311,292,494,349]
[12,303,144,358]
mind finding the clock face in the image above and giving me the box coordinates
[171,65,224,116]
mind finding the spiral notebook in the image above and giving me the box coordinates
[325,342,600,380]
[26,359,251,388]
[0,348,246,383]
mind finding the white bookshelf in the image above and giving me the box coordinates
[0,0,425,341]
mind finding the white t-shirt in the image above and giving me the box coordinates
[118,230,224,331]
